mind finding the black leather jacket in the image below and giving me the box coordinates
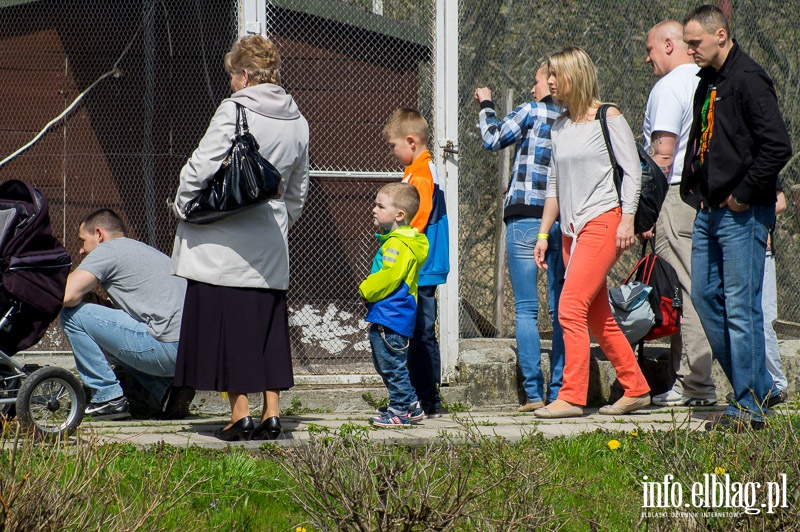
[681,42,792,209]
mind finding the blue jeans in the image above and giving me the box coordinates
[407,285,441,412]
[763,252,787,392]
[369,323,417,413]
[691,206,774,422]
[60,303,177,404]
[505,217,565,403]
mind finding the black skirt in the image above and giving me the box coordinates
[174,280,294,393]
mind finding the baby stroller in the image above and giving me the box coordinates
[0,179,85,441]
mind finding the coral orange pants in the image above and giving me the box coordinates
[557,209,650,405]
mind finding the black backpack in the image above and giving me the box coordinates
[596,104,669,234]
[628,239,683,341]
[617,239,683,365]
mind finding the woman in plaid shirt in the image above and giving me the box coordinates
[475,63,565,413]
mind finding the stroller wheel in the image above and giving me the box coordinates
[16,366,86,442]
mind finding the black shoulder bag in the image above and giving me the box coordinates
[184,103,283,224]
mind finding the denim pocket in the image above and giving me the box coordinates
[380,326,409,352]
[510,219,541,246]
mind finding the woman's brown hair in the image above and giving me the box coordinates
[224,35,281,86]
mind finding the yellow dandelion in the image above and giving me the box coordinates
[714,466,725,475]
[607,439,621,450]
[630,430,639,437]
[295,527,307,532]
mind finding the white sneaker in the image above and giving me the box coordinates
[653,389,716,407]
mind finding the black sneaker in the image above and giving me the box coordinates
[727,390,788,408]
[85,397,131,420]
[766,390,788,408]
[424,407,450,418]
[705,414,765,433]
[159,386,195,420]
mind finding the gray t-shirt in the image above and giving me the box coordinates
[547,114,641,238]
[78,238,186,342]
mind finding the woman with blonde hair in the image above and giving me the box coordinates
[171,35,310,440]
[532,46,650,418]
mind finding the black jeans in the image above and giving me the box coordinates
[407,285,441,412]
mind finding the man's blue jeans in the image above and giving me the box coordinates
[505,217,566,403]
[691,206,774,422]
[60,303,177,404]
[369,323,417,413]
[407,285,441,413]
[763,252,787,392]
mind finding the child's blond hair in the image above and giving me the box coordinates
[379,182,420,224]
[382,108,429,145]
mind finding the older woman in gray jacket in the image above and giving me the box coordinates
[171,35,310,441]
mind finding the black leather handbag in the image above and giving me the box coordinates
[184,103,283,224]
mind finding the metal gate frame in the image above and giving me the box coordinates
[239,0,460,385]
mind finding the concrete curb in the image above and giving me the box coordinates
[81,405,795,449]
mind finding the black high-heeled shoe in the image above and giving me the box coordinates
[252,416,281,440]
[214,416,254,441]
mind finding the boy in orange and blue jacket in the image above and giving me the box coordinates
[381,109,450,417]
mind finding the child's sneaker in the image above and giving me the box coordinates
[407,401,425,422]
[370,410,413,428]
[376,401,425,422]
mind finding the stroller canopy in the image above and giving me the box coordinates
[0,179,71,353]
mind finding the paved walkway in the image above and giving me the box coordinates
[81,404,785,449]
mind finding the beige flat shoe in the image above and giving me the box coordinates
[533,405,584,418]
[598,395,651,415]
[518,401,545,412]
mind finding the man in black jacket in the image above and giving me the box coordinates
[680,5,792,431]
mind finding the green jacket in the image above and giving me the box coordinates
[358,225,428,337]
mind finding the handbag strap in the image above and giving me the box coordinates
[624,239,658,285]
[234,103,249,135]
[623,255,650,285]
[596,103,623,200]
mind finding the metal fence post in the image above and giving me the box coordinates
[493,88,513,335]
[240,0,266,36]
[435,0,459,383]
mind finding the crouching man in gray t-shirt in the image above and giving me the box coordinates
[61,209,191,420]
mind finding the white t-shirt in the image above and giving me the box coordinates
[642,63,700,185]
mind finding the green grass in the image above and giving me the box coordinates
[3,415,798,531]
[543,429,652,529]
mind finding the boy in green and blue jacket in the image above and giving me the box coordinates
[359,182,429,428]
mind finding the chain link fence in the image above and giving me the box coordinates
[0,0,239,351]
[270,0,435,374]
[457,0,800,341]
[3,0,798,375]
[0,0,435,376]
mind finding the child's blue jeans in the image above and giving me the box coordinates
[369,323,418,413]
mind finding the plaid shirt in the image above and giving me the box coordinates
[478,96,562,219]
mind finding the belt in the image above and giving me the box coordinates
[699,202,726,212]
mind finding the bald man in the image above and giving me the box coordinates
[640,20,716,407]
